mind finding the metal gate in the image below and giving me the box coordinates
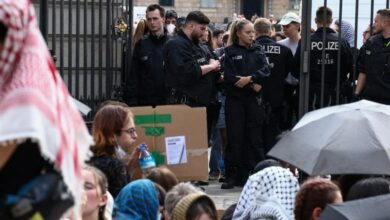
[299,0,390,118]
[36,0,133,121]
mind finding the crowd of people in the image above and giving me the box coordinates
[127,4,390,189]
[1,0,390,219]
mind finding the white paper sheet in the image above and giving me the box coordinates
[165,136,187,165]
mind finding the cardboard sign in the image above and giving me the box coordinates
[130,105,208,181]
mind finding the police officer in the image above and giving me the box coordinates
[355,9,390,104]
[298,6,353,110]
[222,19,270,189]
[131,4,169,107]
[254,18,293,153]
[163,11,221,138]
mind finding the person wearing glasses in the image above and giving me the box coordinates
[89,103,141,198]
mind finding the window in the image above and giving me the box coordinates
[160,0,174,7]
[201,0,216,8]
[289,0,301,10]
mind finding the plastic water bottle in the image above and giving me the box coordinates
[138,143,156,175]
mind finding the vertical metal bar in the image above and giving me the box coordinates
[113,1,118,88]
[99,0,103,99]
[84,0,88,100]
[124,0,133,91]
[370,0,374,35]
[68,0,73,94]
[52,0,57,54]
[60,0,64,77]
[298,0,312,117]
[91,0,96,100]
[40,0,49,42]
[336,0,343,104]
[387,0,389,9]
[106,0,112,96]
[352,0,359,84]
[320,0,328,108]
[76,0,80,99]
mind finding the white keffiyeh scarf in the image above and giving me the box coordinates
[233,166,299,220]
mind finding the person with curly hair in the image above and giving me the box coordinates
[294,177,342,220]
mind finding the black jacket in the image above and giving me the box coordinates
[357,34,390,102]
[163,30,219,106]
[308,27,353,89]
[255,36,293,107]
[223,43,270,97]
[132,33,170,106]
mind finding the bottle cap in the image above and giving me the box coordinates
[139,143,146,150]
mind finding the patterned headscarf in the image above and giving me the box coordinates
[0,0,92,213]
[113,179,159,220]
[335,19,355,47]
[233,166,299,220]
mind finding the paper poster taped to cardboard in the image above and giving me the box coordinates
[165,136,187,165]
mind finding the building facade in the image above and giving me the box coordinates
[133,0,300,24]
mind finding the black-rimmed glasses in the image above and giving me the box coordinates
[121,127,137,137]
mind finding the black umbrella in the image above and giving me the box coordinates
[319,194,390,220]
[268,100,390,176]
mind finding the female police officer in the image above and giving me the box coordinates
[221,19,270,189]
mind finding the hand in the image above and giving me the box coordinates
[252,83,262,92]
[127,146,143,180]
[209,59,221,71]
[235,76,252,88]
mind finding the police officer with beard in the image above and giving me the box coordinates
[254,18,293,153]
[355,9,390,104]
[296,6,352,110]
[221,19,270,189]
[131,4,169,106]
[163,11,221,138]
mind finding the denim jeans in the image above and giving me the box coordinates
[209,122,223,173]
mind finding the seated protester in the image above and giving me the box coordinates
[0,1,92,219]
[171,193,218,220]
[146,166,179,192]
[294,177,342,220]
[113,179,165,220]
[253,158,282,173]
[81,165,109,220]
[89,104,141,198]
[346,177,390,201]
[155,184,167,220]
[221,203,237,220]
[233,166,299,220]
[335,174,369,199]
[164,182,203,219]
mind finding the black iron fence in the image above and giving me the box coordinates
[299,0,390,118]
[36,0,133,121]
[35,0,390,123]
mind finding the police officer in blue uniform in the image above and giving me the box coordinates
[163,11,221,143]
[254,18,294,153]
[296,6,353,110]
[355,9,390,104]
[132,4,170,107]
[221,19,270,189]
[163,11,220,107]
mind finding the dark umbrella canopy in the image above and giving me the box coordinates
[319,194,390,220]
[268,100,390,176]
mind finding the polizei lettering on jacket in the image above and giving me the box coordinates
[260,45,281,54]
[311,41,339,50]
